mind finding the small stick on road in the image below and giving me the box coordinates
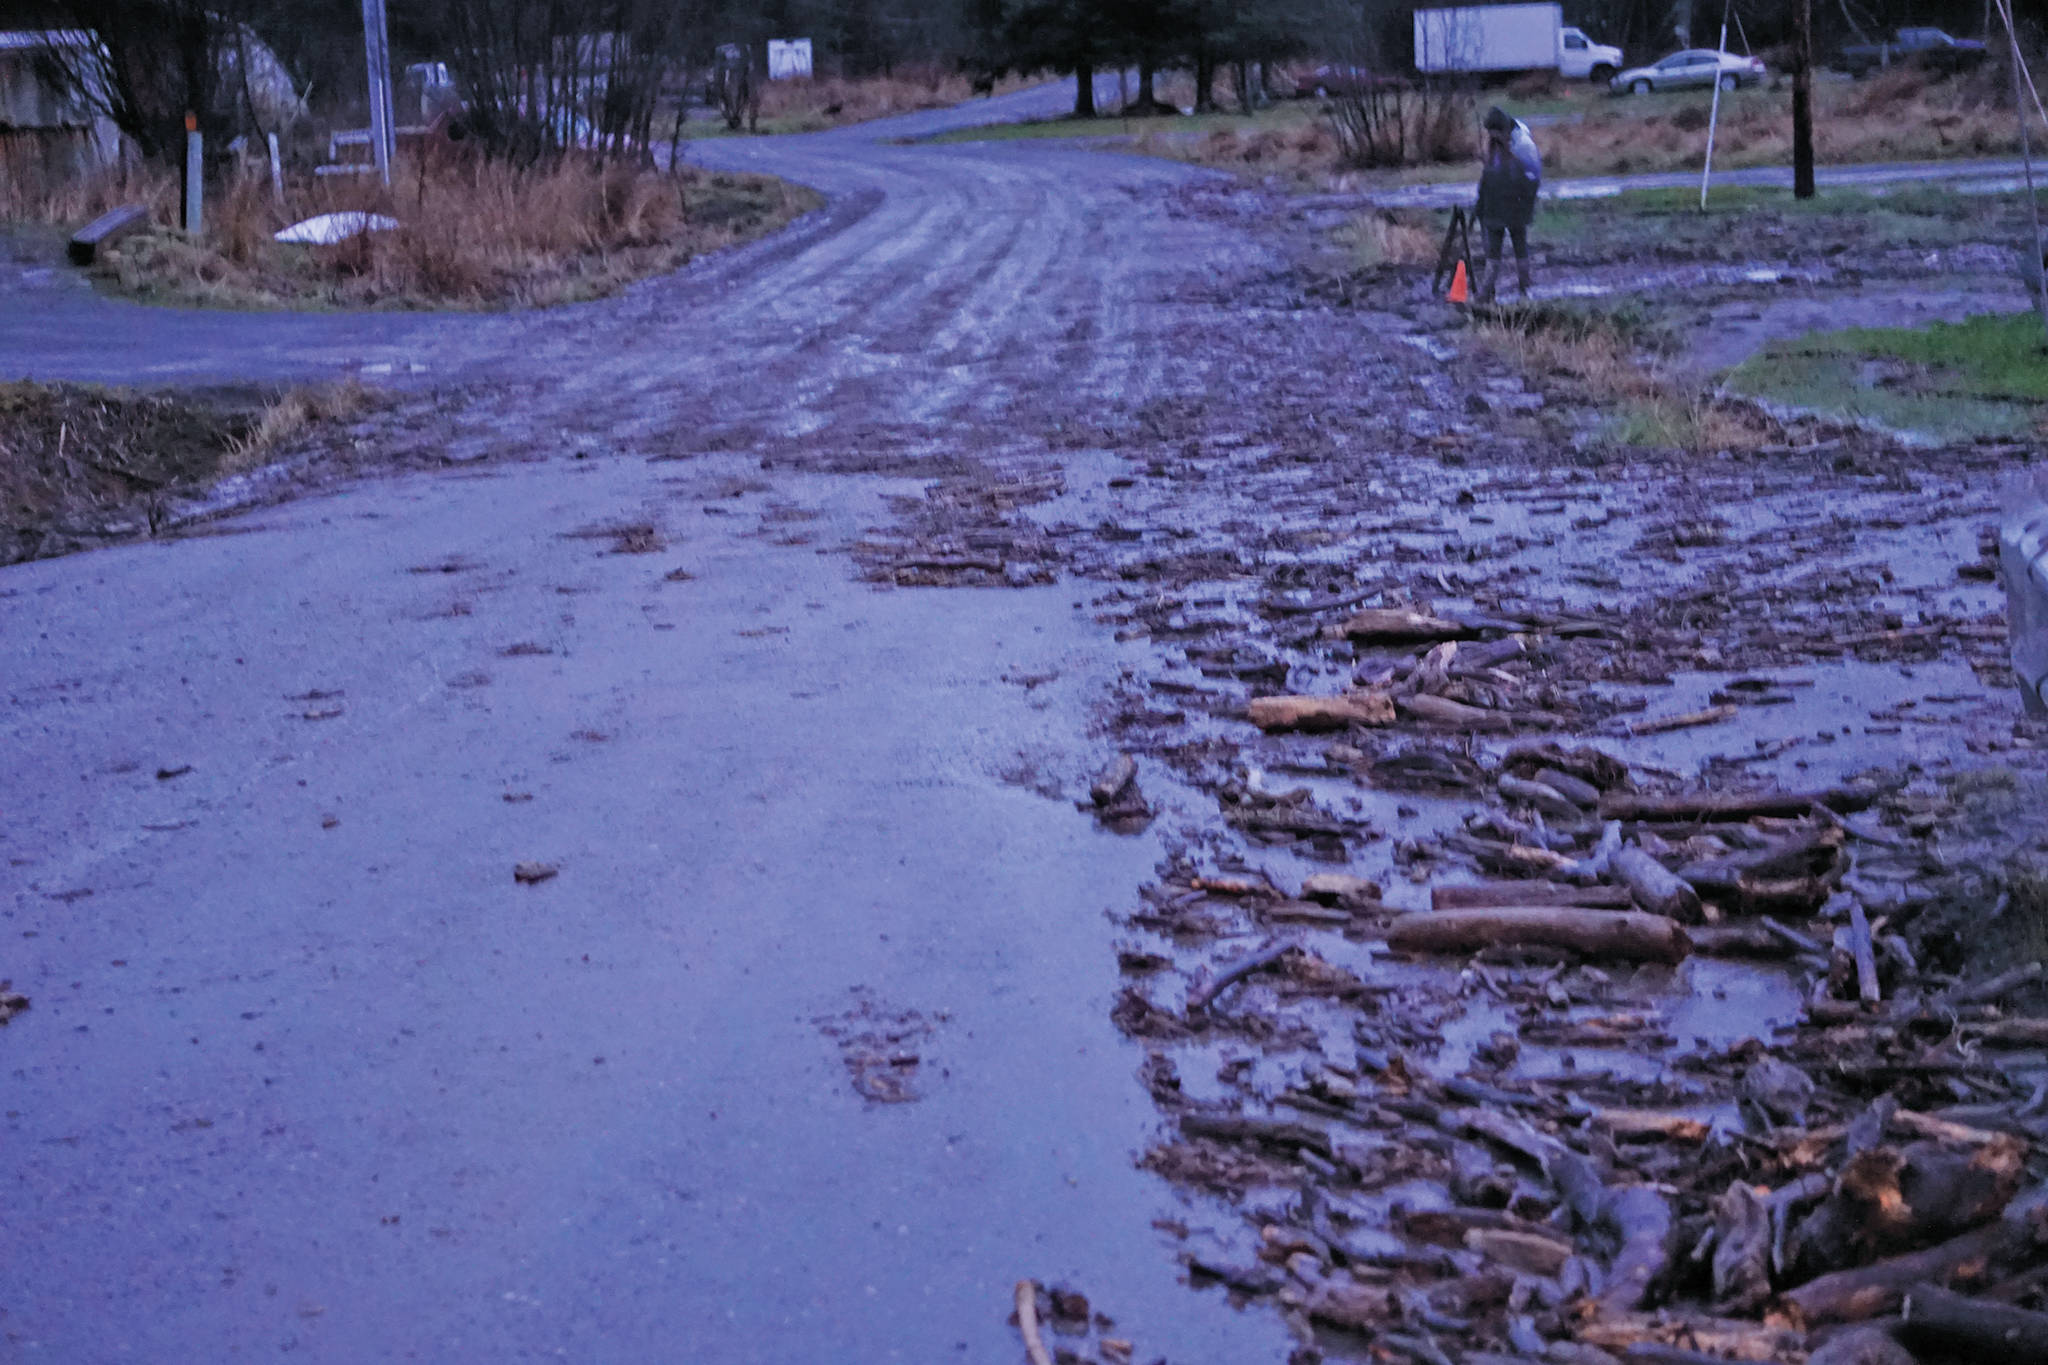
[1188,940,1291,1013]
[1015,1281,1053,1365]
[1628,704,1739,737]
[1849,902,1882,1006]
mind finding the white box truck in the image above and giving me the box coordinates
[1414,4,1624,82]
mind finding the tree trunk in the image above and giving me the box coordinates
[1073,59,1095,118]
[1793,0,1816,198]
[1136,58,1156,112]
[1194,49,1217,113]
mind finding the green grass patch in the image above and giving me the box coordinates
[1537,182,2037,256]
[1727,309,2048,441]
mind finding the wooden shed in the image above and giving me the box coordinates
[0,30,122,189]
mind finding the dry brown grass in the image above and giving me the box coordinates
[228,380,372,469]
[0,158,174,227]
[80,156,818,310]
[747,66,1035,133]
[1539,64,2017,177]
[1475,301,1777,451]
[1131,116,1342,190]
[1336,208,1437,269]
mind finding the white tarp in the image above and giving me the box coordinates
[274,211,400,245]
[767,38,812,80]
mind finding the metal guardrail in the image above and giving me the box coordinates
[2004,500,2048,716]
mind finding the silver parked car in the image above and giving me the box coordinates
[1610,48,1767,94]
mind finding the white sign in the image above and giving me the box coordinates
[767,38,812,80]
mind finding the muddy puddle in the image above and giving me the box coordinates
[841,191,2048,1357]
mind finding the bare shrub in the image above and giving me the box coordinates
[1327,82,1471,169]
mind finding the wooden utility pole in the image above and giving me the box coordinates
[361,0,395,186]
[1793,0,1815,197]
[1998,0,2048,336]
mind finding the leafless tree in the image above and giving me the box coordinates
[37,0,272,166]
[429,0,704,165]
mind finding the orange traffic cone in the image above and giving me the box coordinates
[1447,258,1470,304]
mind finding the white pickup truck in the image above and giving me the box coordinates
[1414,4,1625,83]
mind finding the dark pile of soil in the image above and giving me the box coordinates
[0,381,259,564]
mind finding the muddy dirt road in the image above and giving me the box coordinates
[6,79,2045,1364]
[1,78,1297,1364]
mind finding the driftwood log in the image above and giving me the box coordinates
[1787,1138,2025,1278]
[1383,908,1691,964]
[1599,785,1879,821]
[1337,608,1478,643]
[1573,1314,1800,1359]
[1179,1111,1333,1156]
[1901,1281,2048,1363]
[1432,882,1634,910]
[1246,691,1394,732]
[1711,1179,1774,1312]
[1804,1328,1918,1365]
[1499,772,1583,820]
[1397,693,1517,730]
[1780,1217,2024,1325]
[1611,846,1704,922]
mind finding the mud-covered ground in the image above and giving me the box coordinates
[832,175,2048,1361]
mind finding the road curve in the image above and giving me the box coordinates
[2,80,1294,1364]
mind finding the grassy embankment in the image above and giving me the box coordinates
[3,155,817,311]
[942,63,2022,186]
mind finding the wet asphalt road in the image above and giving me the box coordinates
[2,81,1292,1362]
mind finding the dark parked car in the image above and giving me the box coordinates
[1836,27,1988,78]
[1292,64,1403,98]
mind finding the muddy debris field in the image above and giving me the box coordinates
[848,192,2048,1365]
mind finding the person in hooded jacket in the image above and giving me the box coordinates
[1475,105,1541,301]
